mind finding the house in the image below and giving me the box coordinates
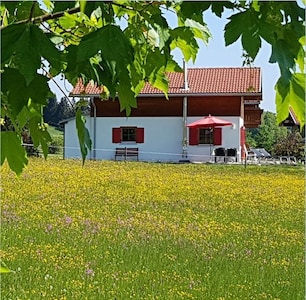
[63,67,263,162]
[281,106,304,134]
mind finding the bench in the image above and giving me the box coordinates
[115,147,139,161]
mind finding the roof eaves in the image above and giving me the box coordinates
[138,92,262,97]
[69,93,101,97]
[289,106,300,125]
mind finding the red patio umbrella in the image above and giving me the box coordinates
[187,114,233,128]
[187,115,233,157]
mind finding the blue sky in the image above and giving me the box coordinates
[49,5,280,113]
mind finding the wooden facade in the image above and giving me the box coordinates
[91,95,262,128]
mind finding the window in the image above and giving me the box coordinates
[199,128,213,144]
[112,127,144,143]
[189,127,222,146]
[122,127,136,142]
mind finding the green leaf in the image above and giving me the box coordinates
[72,24,136,113]
[211,1,235,18]
[2,68,51,115]
[149,71,169,97]
[184,19,211,43]
[275,74,305,128]
[177,2,210,25]
[27,74,51,105]
[1,131,28,175]
[252,0,260,12]
[295,45,305,73]
[299,36,306,46]
[28,117,52,159]
[275,78,290,125]
[170,27,198,62]
[224,11,245,46]
[144,11,170,50]
[15,1,43,20]
[164,58,182,73]
[1,24,61,84]
[52,1,76,13]
[75,108,92,164]
[16,105,32,129]
[224,9,261,59]
[1,24,40,84]
[77,24,133,65]
[0,261,12,274]
[112,63,137,115]
[241,31,261,59]
[289,73,305,128]
[269,39,296,82]
[1,68,29,115]
[80,1,87,13]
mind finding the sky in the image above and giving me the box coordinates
[49,5,281,113]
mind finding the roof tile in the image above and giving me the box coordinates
[70,67,261,96]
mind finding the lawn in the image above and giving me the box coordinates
[1,159,304,299]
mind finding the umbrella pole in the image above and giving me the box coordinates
[210,127,212,161]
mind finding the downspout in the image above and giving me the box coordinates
[182,96,188,158]
[91,97,97,160]
[240,96,244,163]
[182,60,189,159]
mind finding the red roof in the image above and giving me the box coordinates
[70,67,261,96]
[71,79,105,95]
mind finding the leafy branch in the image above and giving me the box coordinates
[1,6,80,28]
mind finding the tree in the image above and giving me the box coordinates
[247,111,288,154]
[43,97,59,126]
[55,97,76,124]
[1,1,305,174]
[274,130,305,159]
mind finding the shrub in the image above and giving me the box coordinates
[48,135,63,154]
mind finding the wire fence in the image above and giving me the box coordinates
[22,143,303,165]
[22,143,216,162]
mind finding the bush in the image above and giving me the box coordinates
[48,135,63,154]
[274,131,305,159]
[22,130,39,157]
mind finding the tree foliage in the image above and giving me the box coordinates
[247,111,288,153]
[274,130,305,159]
[44,97,75,126]
[1,0,305,174]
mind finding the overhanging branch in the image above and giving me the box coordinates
[1,7,80,28]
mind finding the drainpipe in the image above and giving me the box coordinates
[182,60,189,159]
[183,59,188,90]
[90,97,97,160]
[182,96,188,158]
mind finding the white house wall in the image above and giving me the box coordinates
[63,116,91,159]
[92,117,183,161]
[63,115,243,162]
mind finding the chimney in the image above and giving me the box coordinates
[183,59,189,90]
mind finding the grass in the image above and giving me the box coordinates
[1,159,304,299]
[47,125,63,137]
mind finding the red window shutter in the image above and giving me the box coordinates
[189,128,199,145]
[136,128,144,143]
[213,128,222,145]
[240,126,246,159]
[240,126,246,146]
[112,128,121,143]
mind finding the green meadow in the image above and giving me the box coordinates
[1,159,304,299]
